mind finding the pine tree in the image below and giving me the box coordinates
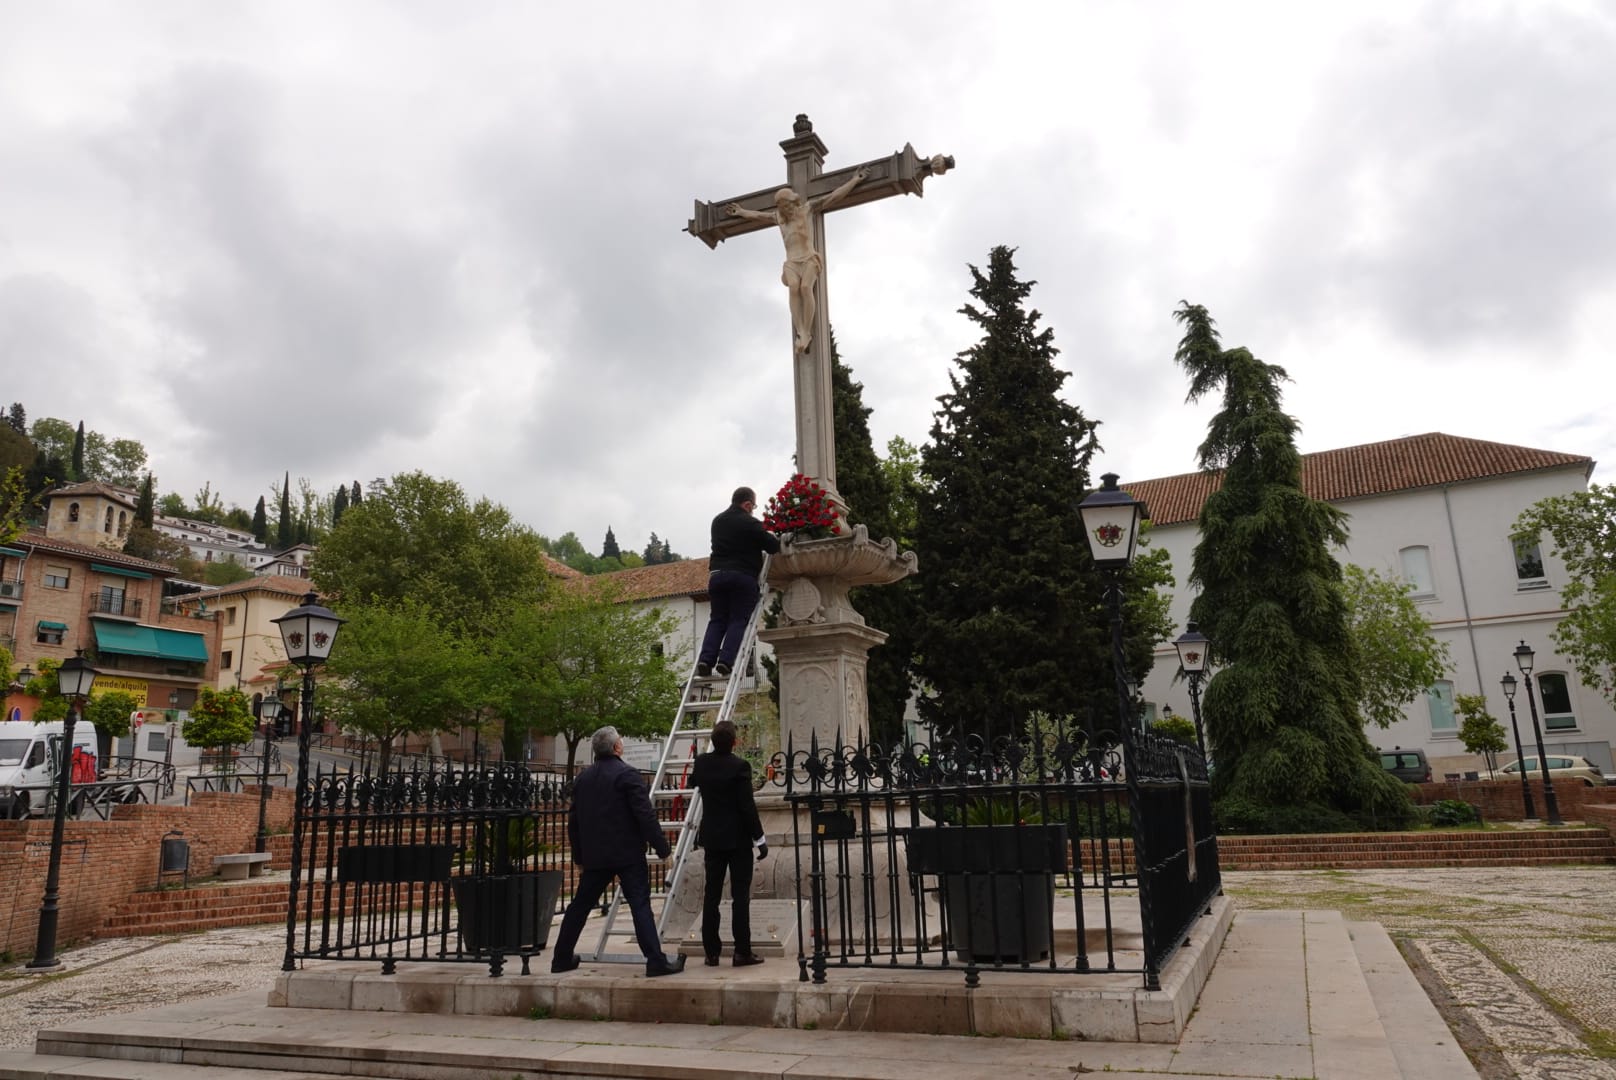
[913,247,1113,739]
[601,526,621,560]
[277,472,292,549]
[71,421,85,482]
[1173,303,1412,830]
[332,484,350,527]
[351,481,362,505]
[134,473,155,528]
[661,538,674,563]
[251,496,268,543]
[6,403,24,435]
[829,332,919,744]
[643,532,663,565]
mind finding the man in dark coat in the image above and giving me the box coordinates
[550,726,684,977]
[690,719,767,965]
[696,486,780,678]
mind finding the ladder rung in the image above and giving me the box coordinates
[682,700,722,711]
[668,727,714,739]
[651,788,691,798]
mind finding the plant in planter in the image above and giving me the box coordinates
[762,473,841,539]
[452,817,563,956]
[904,815,1069,964]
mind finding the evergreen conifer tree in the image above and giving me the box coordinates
[661,538,674,563]
[134,473,155,528]
[913,247,1116,739]
[643,532,663,565]
[6,403,24,435]
[828,332,918,744]
[251,496,268,542]
[351,481,362,505]
[1173,303,1412,830]
[332,484,350,526]
[277,472,292,548]
[601,526,621,560]
[71,421,85,481]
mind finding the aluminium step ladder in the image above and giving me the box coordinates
[583,557,771,963]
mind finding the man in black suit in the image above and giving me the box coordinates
[689,719,767,966]
[550,726,685,977]
[696,487,780,679]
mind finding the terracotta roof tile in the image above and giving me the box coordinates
[1126,432,1593,527]
[543,555,585,579]
[577,559,710,602]
[181,574,314,602]
[45,481,138,507]
[12,527,179,574]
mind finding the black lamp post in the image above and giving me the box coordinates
[273,592,344,971]
[1498,672,1536,821]
[1512,641,1563,826]
[256,691,283,854]
[27,650,98,970]
[1079,473,1158,987]
[1173,622,1211,760]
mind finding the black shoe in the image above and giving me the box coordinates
[704,955,721,967]
[695,663,712,678]
[732,953,765,967]
[713,662,732,678]
[551,953,580,974]
[646,954,686,977]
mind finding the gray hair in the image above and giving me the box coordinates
[590,726,621,760]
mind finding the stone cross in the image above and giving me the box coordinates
[688,114,953,503]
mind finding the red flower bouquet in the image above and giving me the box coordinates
[762,473,841,539]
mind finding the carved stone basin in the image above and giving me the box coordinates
[767,525,917,627]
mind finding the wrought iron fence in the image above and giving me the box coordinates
[284,761,674,976]
[772,719,1219,989]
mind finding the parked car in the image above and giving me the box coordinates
[1499,755,1605,787]
[1378,748,1432,784]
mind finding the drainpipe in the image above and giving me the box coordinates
[235,593,249,688]
[1442,486,1484,693]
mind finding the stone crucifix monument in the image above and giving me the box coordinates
[687,114,952,751]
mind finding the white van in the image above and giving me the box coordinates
[0,719,99,819]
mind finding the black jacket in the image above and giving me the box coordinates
[709,504,780,577]
[690,749,763,851]
[567,755,670,870]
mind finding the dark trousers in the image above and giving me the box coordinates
[699,570,759,668]
[701,846,755,957]
[551,861,662,963]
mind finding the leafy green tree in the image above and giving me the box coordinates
[104,439,148,488]
[23,450,65,502]
[191,482,225,524]
[1,466,36,546]
[912,247,1165,740]
[251,496,268,542]
[0,420,32,473]
[1455,693,1507,778]
[1150,713,1199,747]
[320,599,476,772]
[1514,485,1616,708]
[28,418,75,466]
[158,492,188,517]
[133,473,155,529]
[223,505,252,531]
[642,533,664,564]
[121,526,191,566]
[1341,565,1452,729]
[84,689,141,761]
[203,558,255,586]
[1173,302,1412,831]
[312,470,551,633]
[829,332,919,744]
[601,527,620,560]
[183,686,256,762]
[491,585,684,772]
[21,658,69,723]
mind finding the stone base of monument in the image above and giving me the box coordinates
[672,899,809,960]
[265,893,1233,1043]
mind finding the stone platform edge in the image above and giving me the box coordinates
[270,894,1233,1044]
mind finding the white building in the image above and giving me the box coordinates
[1126,432,1612,776]
[152,515,275,569]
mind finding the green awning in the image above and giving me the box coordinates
[92,622,209,663]
[0,546,25,557]
[91,562,153,580]
[38,620,68,631]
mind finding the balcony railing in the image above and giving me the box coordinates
[89,594,143,619]
[0,579,23,601]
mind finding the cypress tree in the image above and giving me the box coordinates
[912,247,1111,739]
[1174,303,1412,830]
[332,484,349,526]
[351,480,362,505]
[134,473,155,528]
[277,472,292,548]
[601,526,621,560]
[6,403,24,435]
[251,496,268,542]
[643,532,663,564]
[828,332,919,745]
[71,421,85,481]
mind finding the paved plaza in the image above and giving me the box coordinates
[0,866,1611,1078]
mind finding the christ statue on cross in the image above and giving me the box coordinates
[726,167,868,354]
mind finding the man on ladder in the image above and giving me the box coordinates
[697,486,780,679]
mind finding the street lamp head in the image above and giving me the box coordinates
[260,694,283,723]
[1174,621,1211,675]
[13,665,34,687]
[1500,671,1517,700]
[1078,473,1148,570]
[1513,640,1535,675]
[273,592,345,668]
[56,650,98,699]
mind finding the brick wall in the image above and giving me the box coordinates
[1411,777,1616,820]
[0,787,293,961]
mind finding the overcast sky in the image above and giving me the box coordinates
[2,1,1612,559]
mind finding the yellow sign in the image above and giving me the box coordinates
[92,675,150,699]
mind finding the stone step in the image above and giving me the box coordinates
[1347,920,1478,1078]
[0,1055,332,1079]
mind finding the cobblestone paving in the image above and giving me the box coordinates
[1224,866,1616,1079]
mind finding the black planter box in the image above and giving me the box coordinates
[337,844,455,884]
[904,824,1068,964]
[452,870,564,955]
[903,824,1069,875]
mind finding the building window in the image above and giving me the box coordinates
[43,565,70,589]
[225,606,237,626]
[104,506,114,532]
[117,511,129,538]
[146,730,168,752]
[1427,680,1456,733]
[36,624,65,646]
[99,585,126,615]
[68,502,80,522]
[1512,536,1548,591]
[1399,546,1435,598]
[1536,673,1577,731]
[221,650,233,669]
